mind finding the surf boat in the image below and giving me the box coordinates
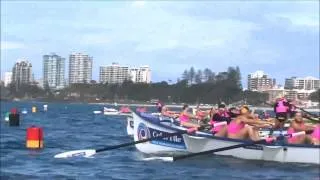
[103,107,120,115]
[132,111,320,164]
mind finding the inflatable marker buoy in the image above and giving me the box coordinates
[93,111,102,114]
[26,126,44,149]
[4,112,9,122]
[21,108,28,114]
[32,106,37,113]
[9,108,20,126]
[43,104,48,112]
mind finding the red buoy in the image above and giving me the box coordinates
[26,126,44,149]
[9,108,20,126]
[10,108,17,114]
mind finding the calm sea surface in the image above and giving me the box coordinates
[1,102,319,180]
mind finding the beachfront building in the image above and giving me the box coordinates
[100,63,152,84]
[263,88,316,101]
[4,72,12,87]
[43,53,65,89]
[12,60,33,88]
[130,65,151,83]
[99,63,130,84]
[262,87,285,102]
[247,71,276,91]
[285,76,320,90]
[69,53,92,84]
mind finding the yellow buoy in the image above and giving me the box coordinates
[32,106,37,113]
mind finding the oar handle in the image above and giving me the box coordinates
[290,131,306,137]
[213,121,227,127]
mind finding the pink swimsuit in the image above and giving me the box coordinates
[287,123,305,143]
[227,121,245,134]
[312,125,320,140]
[179,114,189,123]
[210,112,229,133]
[210,120,222,133]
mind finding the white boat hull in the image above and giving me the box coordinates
[183,134,320,164]
[132,112,187,154]
[104,111,120,115]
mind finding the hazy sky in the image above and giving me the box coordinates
[1,1,319,87]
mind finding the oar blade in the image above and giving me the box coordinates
[54,149,96,159]
[142,156,174,162]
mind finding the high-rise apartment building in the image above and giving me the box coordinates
[12,60,33,88]
[100,63,129,84]
[285,76,320,90]
[43,53,65,89]
[4,72,12,87]
[69,53,92,84]
[247,71,275,91]
[99,63,152,84]
[130,65,151,83]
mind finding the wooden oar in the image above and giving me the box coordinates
[292,105,319,119]
[54,126,201,159]
[171,131,306,161]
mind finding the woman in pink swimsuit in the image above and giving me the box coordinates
[209,108,228,137]
[179,104,200,128]
[287,112,316,144]
[161,105,180,118]
[227,106,274,141]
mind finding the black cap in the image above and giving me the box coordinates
[182,104,189,110]
[218,104,226,108]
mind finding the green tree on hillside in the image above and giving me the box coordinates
[195,69,202,84]
[309,89,320,102]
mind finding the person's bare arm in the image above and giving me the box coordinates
[181,121,200,128]
[241,116,273,127]
[291,121,310,131]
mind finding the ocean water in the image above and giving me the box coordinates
[1,102,319,180]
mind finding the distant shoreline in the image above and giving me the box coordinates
[90,102,319,112]
[2,99,319,112]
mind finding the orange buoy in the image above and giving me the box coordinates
[26,126,44,149]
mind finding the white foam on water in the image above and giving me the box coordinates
[142,156,174,162]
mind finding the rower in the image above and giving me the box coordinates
[179,104,200,128]
[156,101,164,113]
[208,104,235,137]
[227,106,274,141]
[211,104,232,123]
[194,106,210,124]
[274,97,290,129]
[287,112,316,144]
[161,105,179,119]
